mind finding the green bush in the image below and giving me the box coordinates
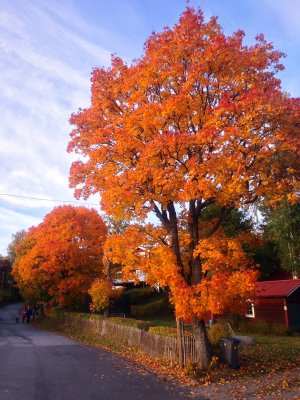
[0,289,14,306]
[47,307,65,320]
[225,313,242,331]
[88,313,105,321]
[109,316,151,330]
[271,324,292,336]
[66,312,104,321]
[238,320,291,335]
[127,287,155,304]
[148,326,192,337]
[207,323,229,346]
[131,298,166,316]
[66,312,150,330]
[66,311,83,318]
[238,319,269,334]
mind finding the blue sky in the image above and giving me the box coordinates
[0,0,299,255]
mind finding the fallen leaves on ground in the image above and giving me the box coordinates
[35,317,300,399]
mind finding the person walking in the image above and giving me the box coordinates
[26,308,32,323]
[16,306,22,323]
[22,310,26,323]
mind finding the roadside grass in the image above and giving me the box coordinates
[238,334,300,375]
[127,316,300,385]
[64,329,125,353]
[134,316,300,371]
[34,316,64,332]
[137,315,176,328]
[191,333,300,385]
[34,314,300,388]
[34,316,125,353]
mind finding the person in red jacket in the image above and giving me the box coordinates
[22,310,26,323]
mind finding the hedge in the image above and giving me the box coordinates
[127,287,155,304]
[108,316,151,331]
[148,326,177,337]
[130,298,167,316]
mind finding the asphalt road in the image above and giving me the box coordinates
[0,303,195,400]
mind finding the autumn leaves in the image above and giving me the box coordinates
[67,7,298,322]
[12,6,299,369]
[13,206,107,307]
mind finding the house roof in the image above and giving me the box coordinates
[256,280,300,298]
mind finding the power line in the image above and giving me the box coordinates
[0,193,99,206]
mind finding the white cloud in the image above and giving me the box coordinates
[0,206,41,255]
[0,207,41,229]
[0,0,112,254]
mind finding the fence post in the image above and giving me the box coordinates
[176,317,184,369]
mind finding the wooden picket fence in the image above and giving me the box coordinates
[63,314,200,367]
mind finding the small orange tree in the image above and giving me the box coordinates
[13,205,107,308]
[88,278,123,313]
[68,8,299,368]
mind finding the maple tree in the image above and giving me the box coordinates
[68,7,299,368]
[13,205,107,308]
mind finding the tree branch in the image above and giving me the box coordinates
[151,200,171,229]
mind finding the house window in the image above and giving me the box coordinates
[245,301,255,318]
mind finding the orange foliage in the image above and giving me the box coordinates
[88,279,123,312]
[68,8,299,321]
[13,206,107,307]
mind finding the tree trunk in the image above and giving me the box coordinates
[176,317,184,370]
[192,318,212,370]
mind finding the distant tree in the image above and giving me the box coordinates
[250,240,280,280]
[13,206,107,308]
[0,255,12,290]
[201,205,253,237]
[262,199,300,278]
[0,254,11,268]
[105,216,129,235]
[7,229,27,264]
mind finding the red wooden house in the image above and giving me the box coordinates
[246,280,300,330]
